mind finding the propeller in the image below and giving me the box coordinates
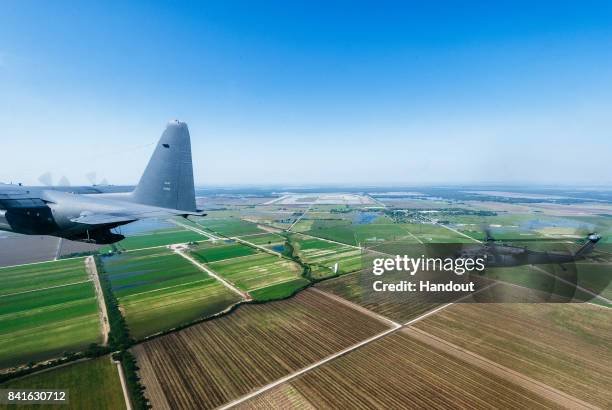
[38,172,53,186]
[86,171,110,186]
[38,171,111,187]
[57,176,71,186]
[86,171,97,185]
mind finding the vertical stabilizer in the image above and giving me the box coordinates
[132,120,196,211]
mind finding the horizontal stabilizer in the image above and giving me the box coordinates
[70,213,137,225]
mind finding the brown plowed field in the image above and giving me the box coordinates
[414,301,612,408]
[238,331,556,409]
[132,289,390,409]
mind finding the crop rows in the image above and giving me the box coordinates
[239,331,555,409]
[0,258,101,369]
[132,289,390,409]
[414,300,612,408]
[190,241,257,263]
[290,235,362,276]
[1,356,126,409]
[208,253,302,292]
[102,248,240,339]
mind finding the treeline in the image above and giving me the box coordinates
[95,255,131,349]
[95,255,150,409]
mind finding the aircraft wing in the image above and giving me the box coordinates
[69,206,204,227]
[70,213,138,225]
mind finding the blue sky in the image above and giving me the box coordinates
[1,1,611,186]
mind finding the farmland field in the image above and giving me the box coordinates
[113,228,208,251]
[102,248,241,339]
[193,217,265,237]
[1,356,126,409]
[481,265,608,304]
[208,252,303,293]
[0,258,90,295]
[289,234,362,277]
[237,331,555,409]
[290,219,314,232]
[414,301,612,408]
[248,277,311,300]
[302,217,471,246]
[315,269,440,323]
[0,258,101,369]
[132,289,391,409]
[238,232,286,246]
[190,241,257,263]
[575,261,612,300]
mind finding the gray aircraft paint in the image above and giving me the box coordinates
[132,120,196,212]
[0,120,202,244]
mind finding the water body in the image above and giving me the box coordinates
[353,212,378,225]
[271,245,285,252]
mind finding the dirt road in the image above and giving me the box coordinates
[85,256,110,346]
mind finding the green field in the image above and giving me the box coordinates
[290,219,314,232]
[114,228,208,251]
[1,356,126,410]
[238,232,286,246]
[480,265,608,305]
[575,262,612,300]
[249,277,311,301]
[398,223,473,243]
[194,217,265,236]
[0,258,90,296]
[0,258,101,369]
[190,241,257,263]
[304,219,466,246]
[289,234,362,277]
[208,253,303,293]
[102,248,241,339]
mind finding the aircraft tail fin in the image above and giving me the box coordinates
[132,120,197,212]
[573,233,601,258]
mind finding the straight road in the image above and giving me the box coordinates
[85,256,110,346]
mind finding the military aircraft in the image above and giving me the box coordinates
[459,228,601,267]
[0,120,202,244]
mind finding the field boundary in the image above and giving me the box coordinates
[530,264,612,305]
[112,356,133,410]
[400,226,424,244]
[219,284,491,409]
[0,255,86,271]
[292,231,361,250]
[0,279,92,298]
[423,217,482,243]
[310,288,400,327]
[287,203,313,231]
[403,327,598,410]
[219,324,401,409]
[247,276,306,293]
[86,256,110,346]
[174,249,251,300]
[170,219,218,240]
[232,236,283,257]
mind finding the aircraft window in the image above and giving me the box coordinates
[162,143,170,148]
